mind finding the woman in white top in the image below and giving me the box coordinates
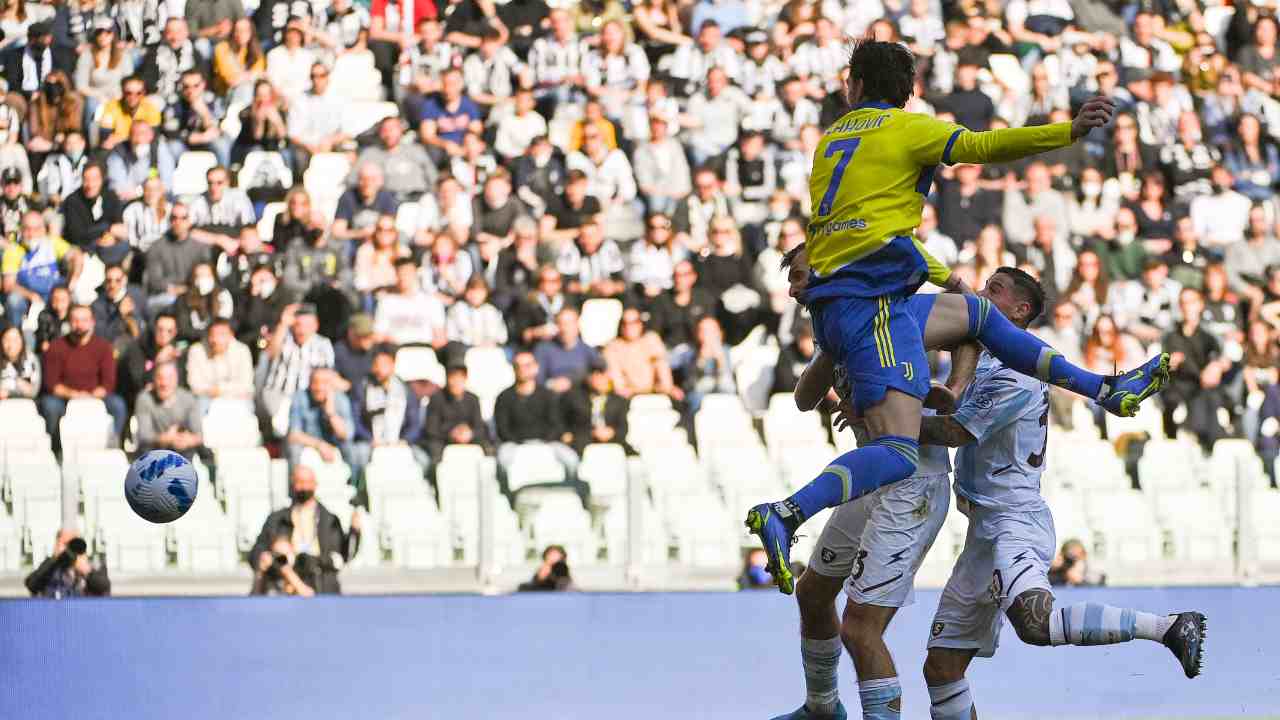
[123,176,170,253]
[0,326,39,400]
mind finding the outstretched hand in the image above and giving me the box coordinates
[1071,96,1116,140]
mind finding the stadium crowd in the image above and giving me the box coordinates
[0,0,1277,509]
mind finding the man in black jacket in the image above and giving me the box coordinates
[2,22,74,103]
[248,464,361,595]
[60,163,126,255]
[494,351,579,485]
[422,360,493,461]
[90,263,147,346]
[559,359,631,455]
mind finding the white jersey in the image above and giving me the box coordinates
[952,351,1049,512]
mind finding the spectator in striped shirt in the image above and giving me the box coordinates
[257,302,335,439]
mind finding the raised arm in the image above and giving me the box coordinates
[946,96,1114,166]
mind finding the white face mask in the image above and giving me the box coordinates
[1082,182,1102,197]
[1116,229,1136,245]
[195,276,215,295]
[257,279,276,297]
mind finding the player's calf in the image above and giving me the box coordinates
[1006,588,1207,678]
[840,602,902,720]
[922,649,977,720]
[773,569,849,720]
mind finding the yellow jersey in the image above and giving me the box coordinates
[807,101,1073,285]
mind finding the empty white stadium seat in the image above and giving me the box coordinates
[579,443,627,511]
[1153,489,1232,568]
[528,491,594,562]
[172,151,218,197]
[733,342,779,415]
[332,67,384,102]
[68,449,130,513]
[202,399,261,450]
[395,346,446,385]
[238,151,293,191]
[465,347,515,417]
[92,492,169,572]
[1081,489,1162,568]
[579,298,623,348]
[340,99,399,135]
[506,444,567,495]
[170,476,238,573]
[1138,438,1205,491]
[664,491,735,567]
[629,394,672,412]
[306,152,353,181]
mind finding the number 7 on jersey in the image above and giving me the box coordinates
[817,137,862,217]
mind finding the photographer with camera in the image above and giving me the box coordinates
[24,529,111,598]
[517,544,574,592]
[247,464,361,595]
[249,535,316,596]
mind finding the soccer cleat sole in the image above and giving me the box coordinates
[1113,353,1172,417]
[1164,611,1206,679]
[745,508,795,595]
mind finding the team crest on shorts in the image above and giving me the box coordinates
[988,569,1004,602]
[821,547,837,564]
[931,621,945,637]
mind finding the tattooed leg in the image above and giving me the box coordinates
[1006,588,1055,646]
[1005,589,1177,647]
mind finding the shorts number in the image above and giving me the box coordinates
[1027,392,1049,467]
[851,549,869,580]
[817,137,862,217]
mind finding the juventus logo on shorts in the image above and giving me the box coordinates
[931,621,946,637]
[820,547,837,564]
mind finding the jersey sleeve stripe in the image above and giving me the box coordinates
[940,128,964,165]
[914,164,938,195]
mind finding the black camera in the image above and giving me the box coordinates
[54,537,88,569]
[265,552,289,579]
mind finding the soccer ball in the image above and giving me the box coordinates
[124,450,199,524]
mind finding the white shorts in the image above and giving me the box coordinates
[927,496,1056,659]
[806,473,950,608]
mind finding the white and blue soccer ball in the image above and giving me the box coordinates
[124,450,198,524]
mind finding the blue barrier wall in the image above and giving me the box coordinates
[2,586,1277,719]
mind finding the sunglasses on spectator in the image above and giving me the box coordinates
[648,221,670,230]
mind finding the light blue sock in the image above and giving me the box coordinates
[1049,602,1174,645]
[928,679,972,720]
[965,294,1107,400]
[784,436,918,523]
[858,677,901,719]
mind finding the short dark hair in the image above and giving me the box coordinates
[393,257,417,271]
[372,342,398,360]
[847,40,916,108]
[779,242,806,270]
[995,266,1045,323]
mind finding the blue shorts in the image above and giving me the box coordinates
[812,293,937,413]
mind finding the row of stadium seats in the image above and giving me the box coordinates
[2,389,1280,582]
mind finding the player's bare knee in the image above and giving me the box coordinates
[1008,588,1054,646]
[922,649,966,686]
[795,570,842,626]
[840,601,894,646]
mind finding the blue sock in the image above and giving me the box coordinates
[928,679,972,720]
[785,436,918,523]
[859,677,902,719]
[966,295,1107,400]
